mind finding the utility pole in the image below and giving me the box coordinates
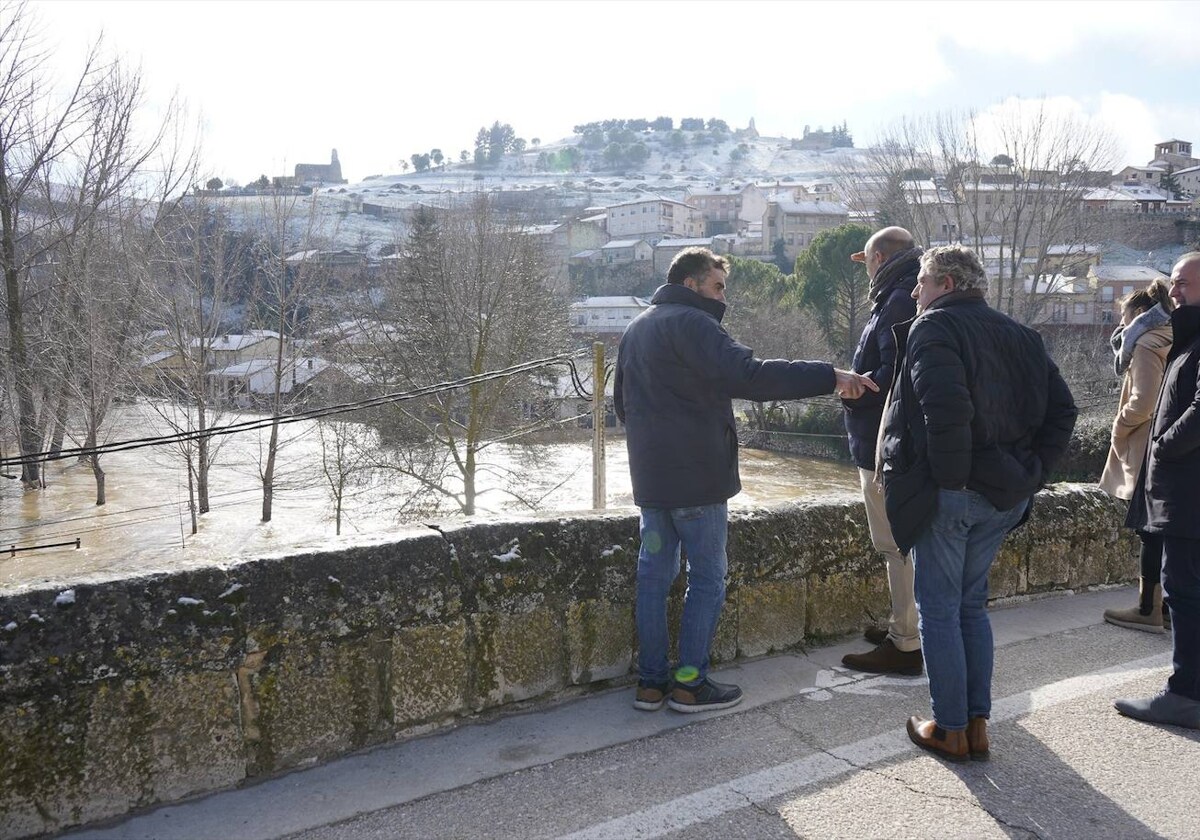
[592,342,606,510]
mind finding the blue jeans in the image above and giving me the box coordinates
[912,489,1028,731]
[1163,536,1200,701]
[636,503,728,683]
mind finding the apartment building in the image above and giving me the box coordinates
[762,199,850,261]
[605,197,701,240]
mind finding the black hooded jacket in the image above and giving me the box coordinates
[1126,304,1200,538]
[842,247,921,469]
[615,283,835,509]
[879,290,1078,553]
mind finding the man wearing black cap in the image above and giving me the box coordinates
[840,227,925,676]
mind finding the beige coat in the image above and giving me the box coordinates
[1098,324,1172,499]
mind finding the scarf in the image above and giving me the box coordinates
[1111,302,1170,376]
[869,247,923,308]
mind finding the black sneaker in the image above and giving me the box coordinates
[667,677,743,713]
[633,679,671,711]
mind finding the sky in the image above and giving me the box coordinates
[25,0,1200,185]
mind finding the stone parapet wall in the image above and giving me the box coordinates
[0,485,1134,837]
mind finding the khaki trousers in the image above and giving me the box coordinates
[859,468,920,652]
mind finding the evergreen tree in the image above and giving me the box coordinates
[794,223,875,358]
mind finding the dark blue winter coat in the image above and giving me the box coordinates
[842,248,920,469]
[614,283,835,509]
[879,290,1078,553]
[1126,304,1200,538]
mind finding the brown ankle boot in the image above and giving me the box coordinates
[906,717,969,762]
[966,717,989,761]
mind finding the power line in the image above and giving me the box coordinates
[1,349,592,470]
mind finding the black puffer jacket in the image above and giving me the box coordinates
[842,248,920,469]
[1126,304,1200,538]
[880,290,1077,553]
[615,283,835,509]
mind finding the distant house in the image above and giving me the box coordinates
[568,296,651,335]
[599,239,653,266]
[685,185,764,235]
[1173,163,1200,199]
[762,199,849,261]
[193,330,282,367]
[294,149,347,186]
[1023,275,1093,326]
[1115,166,1167,187]
[1087,265,1169,324]
[605,197,701,241]
[207,356,331,407]
[521,217,609,285]
[139,329,284,393]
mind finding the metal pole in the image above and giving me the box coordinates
[592,341,606,510]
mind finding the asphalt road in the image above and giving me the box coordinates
[67,587,1199,840]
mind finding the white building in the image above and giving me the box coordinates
[568,296,651,335]
[207,356,330,406]
[605,197,701,240]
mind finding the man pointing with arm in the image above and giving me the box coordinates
[615,247,875,713]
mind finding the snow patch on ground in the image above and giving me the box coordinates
[492,540,521,563]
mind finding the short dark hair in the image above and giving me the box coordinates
[667,247,729,285]
[1121,278,1173,316]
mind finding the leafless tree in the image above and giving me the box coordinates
[838,105,1117,324]
[362,195,569,515]
[142,191,245,529]
[246,189,329,522]
[0,2,179,487]
[315,416,373,535]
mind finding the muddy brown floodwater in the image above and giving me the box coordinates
[0,405,859,594]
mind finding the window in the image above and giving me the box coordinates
[1101,310,1114,325]
[1101,287,1114,302]
[1074,303,1088,315]
[1123,285,1134,295]
[1051,303,1068,322]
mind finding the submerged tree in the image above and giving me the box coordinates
[365,195,568,515]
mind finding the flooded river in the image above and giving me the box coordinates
[0,406,859,594]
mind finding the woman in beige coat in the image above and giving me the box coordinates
[1099,279,1173,632]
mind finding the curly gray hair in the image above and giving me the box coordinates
[920,245,988,294]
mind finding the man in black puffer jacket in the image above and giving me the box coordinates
[879,246,1076,761]
[1116,251,1200,730]
[841,227,924,677]
[615,247,876,713]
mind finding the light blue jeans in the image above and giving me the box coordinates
[636,503,728,684]
[912,488,1029,730]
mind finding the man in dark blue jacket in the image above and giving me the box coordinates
[841,227,924,677]
[1116,251,1200,730]
[615,247,876,712]
[879,246,1077,761]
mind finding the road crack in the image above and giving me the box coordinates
[757,706,1046,839]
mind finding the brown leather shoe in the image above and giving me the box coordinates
[864,625,888,645]
[907,717,969,762]
[842,639,923,676]
[966,717,989,761]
